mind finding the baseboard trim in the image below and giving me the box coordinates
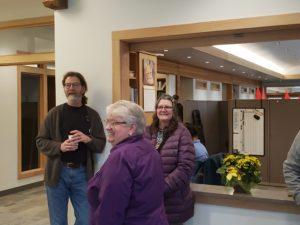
[0,181,44,197]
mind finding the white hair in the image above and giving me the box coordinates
[106,100,146,135]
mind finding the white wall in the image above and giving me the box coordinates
[167,74,176,96]
[0,0,52,21]
[0,28,54,55]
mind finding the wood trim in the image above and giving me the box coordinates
[17,65,50,179]
[285,74,300,79]
[16,65,45,74]
[145,112,153,125]
[17,67,22,178]
[112,40,129,102]
[0,16,54,31]
[130,28,300,52]
[42,0,68,10]
[0,181,44,197]
[112,13,300,102]
[0,52,55,66]
[113,13,300,42]
[226,83,234,100]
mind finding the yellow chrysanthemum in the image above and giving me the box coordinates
[216,153,262,191]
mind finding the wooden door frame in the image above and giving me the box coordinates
[112,13,300,102]
[17,65,55,179]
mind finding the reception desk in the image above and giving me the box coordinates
[190,183,300,214]
[185,183,300,225]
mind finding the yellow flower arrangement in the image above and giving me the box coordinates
[217,153,262,193]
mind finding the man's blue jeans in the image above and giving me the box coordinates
[46,165,89,225]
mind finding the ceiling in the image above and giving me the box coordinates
[150,39,300,83]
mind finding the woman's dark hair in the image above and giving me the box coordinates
[149,94,178,136]
[62,71,88,105]
[185,122,198,137]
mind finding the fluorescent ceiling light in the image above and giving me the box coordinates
[213,44,285,74]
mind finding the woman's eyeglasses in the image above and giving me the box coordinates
[157,105,173,110]
[104,120,127,127]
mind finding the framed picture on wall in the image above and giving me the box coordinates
[195,79,207,90]
[143,58,155,86]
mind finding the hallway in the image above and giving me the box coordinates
[0,185,49,225]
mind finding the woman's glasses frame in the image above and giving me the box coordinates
[104,120,127,127]
[157,105,173,110]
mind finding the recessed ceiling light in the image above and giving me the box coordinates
[164,49,169,52]
[232,68,236,71]
[187,56,192,59]
[205,61,210,64]
[219,65,224,68]
[242,71,246,74]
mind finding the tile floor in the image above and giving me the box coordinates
[0,185,49,225]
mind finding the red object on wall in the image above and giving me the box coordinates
[284,90,291,99]
[261,88,267,99]
[255,87,262,99]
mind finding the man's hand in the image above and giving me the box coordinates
[69,130,92,144]
[60,138,78,152]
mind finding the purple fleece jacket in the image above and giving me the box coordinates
[87,135,168,225]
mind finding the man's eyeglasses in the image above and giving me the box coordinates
[104,120,127,127]
[157,105,173,110]
[64,83,81,89]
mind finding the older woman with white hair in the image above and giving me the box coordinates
[87,100,168,225]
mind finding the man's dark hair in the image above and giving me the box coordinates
[185,122,198,138]
[62,71,88,105]
[172,94,179,100]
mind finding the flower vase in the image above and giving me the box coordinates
[233,184,251,194]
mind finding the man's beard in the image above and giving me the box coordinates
[67,94,82,102]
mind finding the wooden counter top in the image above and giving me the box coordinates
[190,183,300,214]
